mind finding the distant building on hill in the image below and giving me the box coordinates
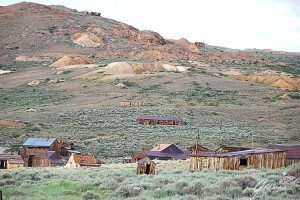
[121,100,144,107]
[136,116,184,125]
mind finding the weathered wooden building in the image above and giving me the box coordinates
[144,144,188,160]
[136,116,184,125]
[19,138,62,167]
[121,100,144,107]
[188,144,210,154]
[0,155,24,170]
[215,146,251,153]
[137,157,155,175]
[266,144,300,166]
[65,153,100,168]
[190,148,286,171]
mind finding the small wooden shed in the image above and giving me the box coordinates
[0,155,24,170]
[121,101,144,107]
[136,116,183,125]
[137,157,155,175]
[190,148,286,171]
[65,153,100,168]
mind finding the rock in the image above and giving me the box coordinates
[28,80,41,86]
[25,108,37,112]
[115,83,127,88]
[56,71,64,75]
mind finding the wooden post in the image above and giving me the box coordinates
[0,189,3,200]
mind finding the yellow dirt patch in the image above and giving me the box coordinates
[235,75,300,89]
[50,55,91,68]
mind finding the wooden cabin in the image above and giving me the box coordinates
[121,100,144,107]
[188,144,210,154]
[266,144,300,166]
[144,144,188,160]
[65,153,100,168]
[0,155,24,170]
[19,138,63,167]
[136,116,184,125]
[215,146,251,153]
[137,157,155,175]
[190,148,286,171]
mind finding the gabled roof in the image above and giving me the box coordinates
[23,138,57,147]
[46,151,63,164]
[266,144,300,159]
[73,154,98,165]
[151,144,172,151]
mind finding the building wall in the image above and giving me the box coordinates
[7,162,24,170]
[190,152,286,171]
[32,156,51,167]
[20,147,49,167]
[287,159,300,166]
[65,154,80,168]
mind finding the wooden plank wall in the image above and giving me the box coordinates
[190,152,286,171]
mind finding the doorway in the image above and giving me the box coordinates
[145,164,151,174]
[0,160,7,169]
[28,155,34,167]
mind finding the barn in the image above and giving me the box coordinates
[19,138,61,167]
[144,144,188,160]
[65,153,100,168]
[266,144,300,166]
[136,157,155,175]
[190,148,286,171]
[136,116,183,125]
[0,155,24,170]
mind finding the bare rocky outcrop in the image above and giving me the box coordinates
[71,32,104,47]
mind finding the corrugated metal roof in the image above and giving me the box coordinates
[191,148,285,157]
[23,138,57,147]
[267,144,300,159]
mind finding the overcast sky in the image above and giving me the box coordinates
[1,0,300,52]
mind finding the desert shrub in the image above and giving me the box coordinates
[82,190,100,200]
[287,164,300,177]
[233,176,258,189]
[116,185,143,198]
[122,80,138,87]
[48,26,57,33]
